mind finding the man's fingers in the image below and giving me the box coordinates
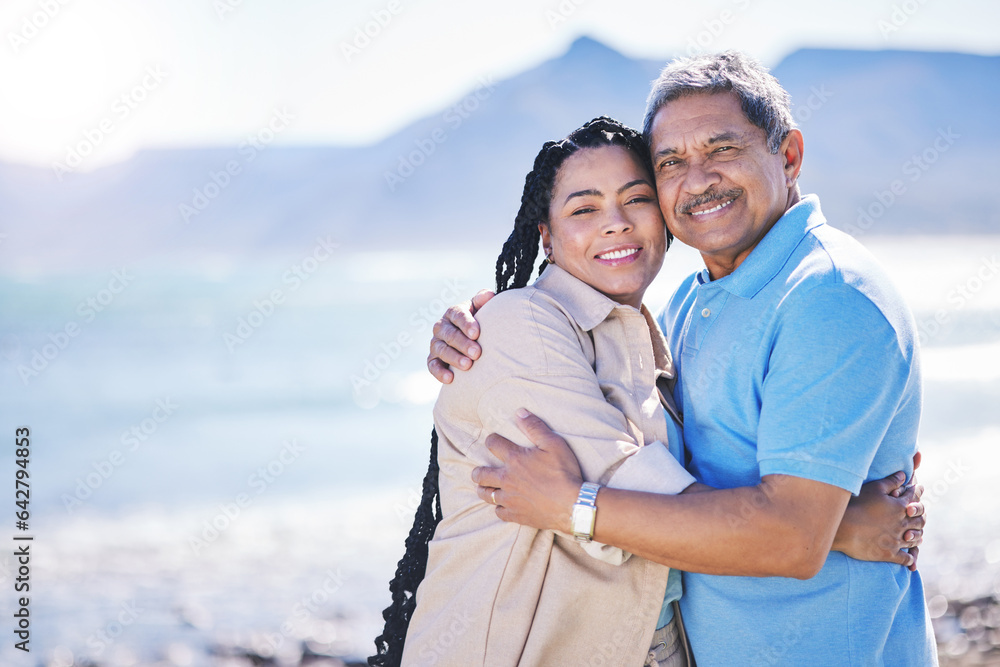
[430,337,473,372]
[514,409,562,450]
[483,432,521,463]
[881,471,907,497]
[904,529,923,546]
[472,465,504,490]
[474,481,501,503]
[908,546,920,571]
[427,358,454,384]
[913,451,922,472]
[444,302,483,345]
[470,289,495,316]
[432,317,480,363]
[885,547,915,569]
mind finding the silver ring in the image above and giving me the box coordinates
[491,489,497,505]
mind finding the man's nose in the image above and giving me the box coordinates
[682,158,722,195]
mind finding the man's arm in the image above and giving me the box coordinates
[474,412,923,575]
[474,412,849,578]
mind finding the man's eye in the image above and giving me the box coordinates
[715,146,734,153]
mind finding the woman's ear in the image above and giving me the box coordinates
[538,223,552,258]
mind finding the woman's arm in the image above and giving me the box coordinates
[449,290,694,562]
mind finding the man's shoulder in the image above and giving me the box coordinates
[780,224,917,347]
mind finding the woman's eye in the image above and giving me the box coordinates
[571,207,596,216]
[626,196,652,205]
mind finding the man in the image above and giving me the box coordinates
[427,52,935,665]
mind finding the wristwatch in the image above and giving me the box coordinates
[571,482,601,542]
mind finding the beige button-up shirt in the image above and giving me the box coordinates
[403,264,695,667]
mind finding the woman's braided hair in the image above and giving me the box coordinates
[369,116,666,667]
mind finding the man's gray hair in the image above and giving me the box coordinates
[642,51,796,154]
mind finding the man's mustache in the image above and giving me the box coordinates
[676,188,743,215]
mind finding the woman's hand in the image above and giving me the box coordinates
[472,410,583,533]
[834,470,925,570]
[427,289,494,383]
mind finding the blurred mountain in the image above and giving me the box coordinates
[0,38,996,274]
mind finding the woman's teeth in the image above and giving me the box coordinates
[598,248,638,260]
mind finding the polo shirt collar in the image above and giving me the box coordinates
[697,194,827,299]
[533,263,618,331]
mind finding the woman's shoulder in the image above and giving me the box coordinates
[476,285,583,344]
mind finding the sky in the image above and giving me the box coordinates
[1,0,997,170]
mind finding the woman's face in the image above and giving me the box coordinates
[541,145,667,309]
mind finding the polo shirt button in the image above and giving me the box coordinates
[701,308,711,318]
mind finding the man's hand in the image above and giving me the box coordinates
[427,289,494,384]
[835,471,925,570]
[472,409,583,533]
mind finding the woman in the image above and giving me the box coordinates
[370,117,921,667]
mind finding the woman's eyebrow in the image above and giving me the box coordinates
[564,188,602,204]
[617,179,650,194]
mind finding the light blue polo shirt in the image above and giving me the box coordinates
[657,195,937,666]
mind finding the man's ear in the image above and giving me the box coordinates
[538,223,552,257]
[780,129,804,187]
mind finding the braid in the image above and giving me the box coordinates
[494,115,669,295]
[368,427,443,667]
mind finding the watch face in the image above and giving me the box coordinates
[572,504,596,538]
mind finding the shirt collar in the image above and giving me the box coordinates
[697,194,827,299]
[533,264,676,379]
[533,263,618,331]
